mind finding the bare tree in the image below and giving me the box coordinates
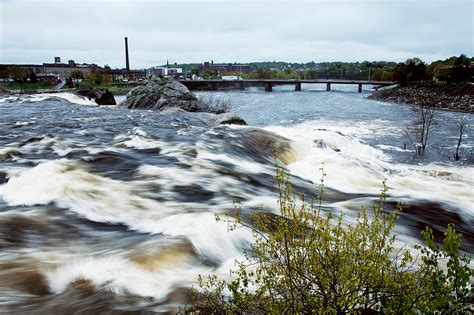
[404,105,436,155]
[454,116,468,161]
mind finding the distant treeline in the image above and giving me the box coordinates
[1,55,472,84]
[178,54,473,82]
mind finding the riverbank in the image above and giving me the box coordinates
[73,82,137,95]
[368,83,474,113]
[0,81,55,91]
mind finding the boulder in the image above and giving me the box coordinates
[121,79,199,111]
[212,113,247,125]
[77,88,116,105]
[121,80,247,125]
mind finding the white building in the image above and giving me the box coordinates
[146,66,183,78]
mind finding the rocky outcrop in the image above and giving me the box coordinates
[369,84,474,113]
[121,79,247,125]
[121,80,200,111]
[77,88,116,105]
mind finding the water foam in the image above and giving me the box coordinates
[115,128,167,150]
[46,254,209,301]
[0,92,97,106]
[0,159,254,261]
[264,120,474,216]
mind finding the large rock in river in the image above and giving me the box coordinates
[121,80,246,125]
[121,80,200,111]
[77,88,116,105]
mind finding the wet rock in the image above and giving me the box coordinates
[121,79,199,111]
[19,271,51,295]
[77,87,117,105]
[0,171,7,184]
[230,127,295,164]
[0,149,22,161]
[0,264,51,295]
[369,85,474,113]
[213,113,248,125]
[387,200,474,253]
[121,79,247,125]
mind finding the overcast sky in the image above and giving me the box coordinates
[0,0,472,68]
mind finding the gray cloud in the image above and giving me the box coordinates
[1,0,472,68]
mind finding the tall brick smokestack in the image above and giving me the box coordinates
[125,37,130,72]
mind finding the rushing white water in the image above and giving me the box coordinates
[265,121,474,215]
[0,92,97,105]
[0,89,472,312]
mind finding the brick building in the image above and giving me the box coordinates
[1,57,148,82]
[0,57,104,79]
[198,61,250,74]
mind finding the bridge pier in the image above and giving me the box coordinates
[358,83,362,93]
[264,82,273,92]
[326,83,331,91]
[295,82,301,91]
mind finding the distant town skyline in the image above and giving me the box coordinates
[1,0,472,68]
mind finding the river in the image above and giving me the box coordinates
[0,85,472,313]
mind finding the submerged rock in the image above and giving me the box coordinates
[77,88,116,105]
[121,79,247,125]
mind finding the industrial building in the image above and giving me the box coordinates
[198,61,250,74]
[146,66,183,78]
[0,57,104,80]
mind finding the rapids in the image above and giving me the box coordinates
[0,85,472,313]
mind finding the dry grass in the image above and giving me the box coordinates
[199,95,232,114]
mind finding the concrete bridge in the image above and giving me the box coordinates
[179,79,395,93]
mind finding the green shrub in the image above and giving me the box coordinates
[184,167,473,314]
